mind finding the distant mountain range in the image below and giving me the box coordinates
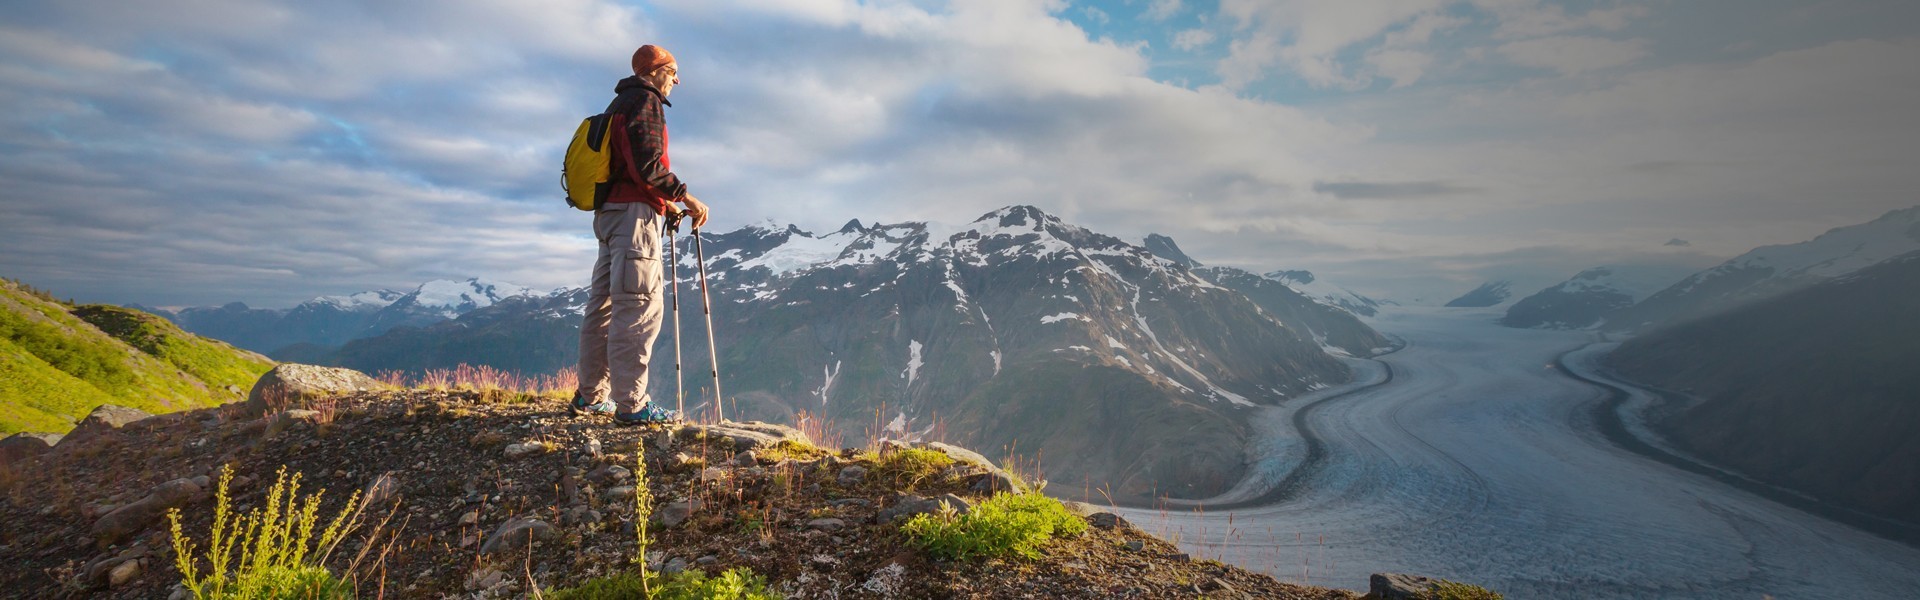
[158,206,1388,501]
[1604,206,1920,332]
[1501,265,1698,329]
[136,278,534,355]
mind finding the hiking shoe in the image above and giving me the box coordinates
[569,392,615,417]
[613,403,679,426]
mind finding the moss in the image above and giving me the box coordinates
[900,490,1088,561]
[1430,579,1503,600]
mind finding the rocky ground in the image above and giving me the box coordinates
[0,382,1370,599]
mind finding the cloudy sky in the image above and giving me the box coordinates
[3,0,1917,307]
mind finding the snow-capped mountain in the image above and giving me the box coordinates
[314,206,1385,502]
[1261,269,1385,317]
[1501,264,1698,329]
[1445,280,1513,308]
[1607,206,1920,331]
[150,278,533,354]
[307,289,405,312]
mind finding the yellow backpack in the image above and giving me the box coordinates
[561,113,615,211]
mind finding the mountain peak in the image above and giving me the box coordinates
[1141,233,1201,268]
[838,219,867,234]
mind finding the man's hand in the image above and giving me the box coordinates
[679,195,710,229]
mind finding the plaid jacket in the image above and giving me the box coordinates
[605,76,686,210]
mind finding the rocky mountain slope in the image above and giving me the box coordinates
[297,206,1384,502]
[1605,205,1920,332]
[1443,281,1512,308]
[1259,270,1385,317]
[1500,265,1696,329]
[142,278,531,356]
[0,370,1398,599]
[1605,250,1920,525]
[0,278,272,434]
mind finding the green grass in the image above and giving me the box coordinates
[0,279,273,434]
[860,447,956,491]
[900,490,1088,561]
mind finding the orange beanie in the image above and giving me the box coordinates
[632,45,675,75]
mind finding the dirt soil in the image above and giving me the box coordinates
[0,389,1365,599]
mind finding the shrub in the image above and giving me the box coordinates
[167,466,363,600]
[1431,579,1503,600]
[901,490,1087,561]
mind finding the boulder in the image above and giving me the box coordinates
[680,421,810,452]
[479,518,556,554]
[244,364,382,417]
[1087,512,1130,530]
[0,432,62,466]
[93,478,205,545]
[1368,573,1437,600]
[918,441,1025,494]
[58,405,153,449]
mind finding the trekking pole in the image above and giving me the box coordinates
[691,223,724,423]
[664,209,685,418]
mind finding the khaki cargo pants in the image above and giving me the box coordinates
[577,202,666,413]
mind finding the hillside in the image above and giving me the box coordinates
[0,278,272,434]
[1500,265,1696,329]
[293,206,1382,502]
[1606,205,1920,332]
[1605,251,1920,524]
[0,378,1401,599]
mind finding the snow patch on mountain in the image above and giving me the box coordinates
[308,289,404,311]
[1041,312,1088,324]
[903,340,923,386]
[1685,206,1920,289]
[1262,270,1382,317]
[411,278,531,315]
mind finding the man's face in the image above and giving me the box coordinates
[650,62,679,97]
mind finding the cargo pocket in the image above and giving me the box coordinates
[616,246,662,297]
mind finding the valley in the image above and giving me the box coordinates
[1118,307,1920,599]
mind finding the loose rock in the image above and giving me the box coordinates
[479,518,556,554]
[837,465,868,487]
[362,471,402,506]
[93,479,205,545]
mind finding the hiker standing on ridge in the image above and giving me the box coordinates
[572,44,709,425]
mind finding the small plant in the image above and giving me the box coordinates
[1431,579,1504,600]
[900,490,1088,561]
[549,567,779,600]
[166,466,364,599]
[633,450,656,596]
[864,447,955,491]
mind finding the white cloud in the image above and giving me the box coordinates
[1470,0,1648,39]
[1173,28,1216,51]
[1215,0,1453,90]
[1145,0,1183,22]
[1498,35,1649,74]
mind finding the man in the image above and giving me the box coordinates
[572,44,710,425]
